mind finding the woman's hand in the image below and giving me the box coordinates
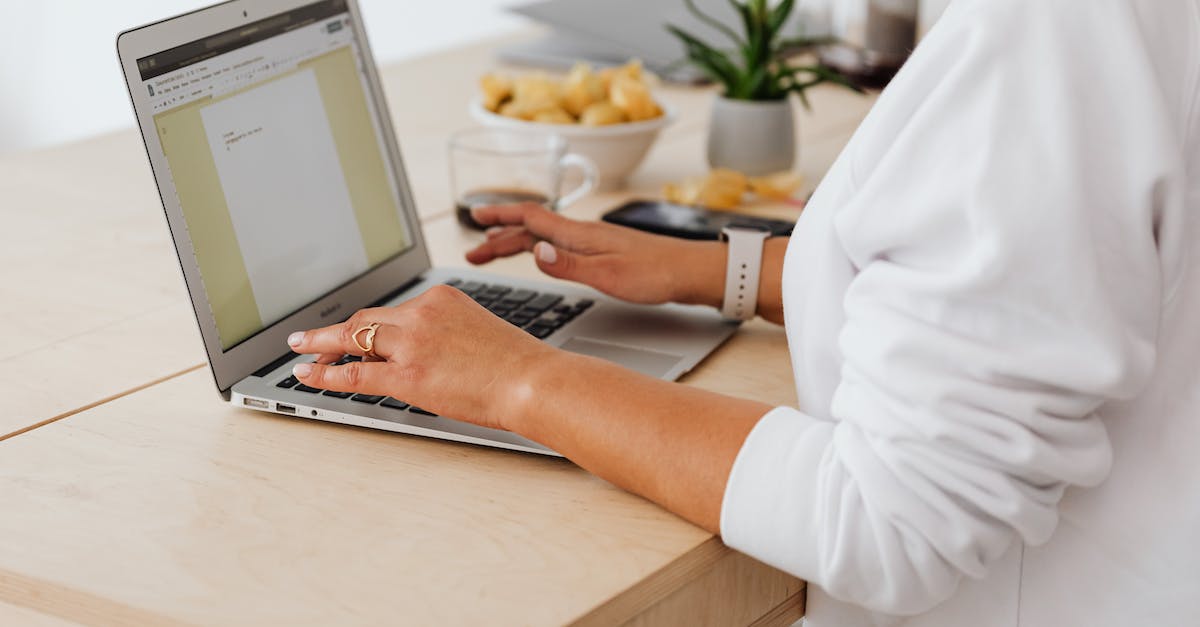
[466,203,725,308]
[285,284,559,431]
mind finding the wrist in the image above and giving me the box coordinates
[672,240,727,309]
[493,346,578,434]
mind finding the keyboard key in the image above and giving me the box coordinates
[380,397,410,410]
[481,285,511,296]
[409,406,437,416]
[574,299,595,310]
[457,281,486,295]
[443,278,462,286]
[351,394,385,404]
[487,303,515,316]
[515,307,545,318]
[322,390,353,399]
[552,304,573,315]
[526,324,555,339]
[524,293,563,312]
[501,289,537,305]
[507,315,534,327]
[276,375,299,389]
[534,316,563,328]
[295,384,322,394]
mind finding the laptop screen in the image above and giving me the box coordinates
[136,0,412,351]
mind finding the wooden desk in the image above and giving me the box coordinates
[0,32,876,625]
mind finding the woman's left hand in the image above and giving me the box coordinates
[285,284,557,431]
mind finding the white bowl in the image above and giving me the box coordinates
[469,99,676,191]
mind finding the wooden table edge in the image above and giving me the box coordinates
[570,536,804,626]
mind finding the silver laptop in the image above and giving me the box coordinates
[117,0,736,456]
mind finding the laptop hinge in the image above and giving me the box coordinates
[252,351,298,378]
[369,274,425,308]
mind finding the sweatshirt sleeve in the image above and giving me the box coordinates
[720,0,1175,615]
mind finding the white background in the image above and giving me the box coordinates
[0,0,525,156]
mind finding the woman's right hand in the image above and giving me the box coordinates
[465,203,726,308]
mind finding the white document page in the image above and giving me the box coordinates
[201,69,369,326]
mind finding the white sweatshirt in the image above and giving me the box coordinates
[720,1,1200,625]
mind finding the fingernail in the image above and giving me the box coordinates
[287,332,304,347]
[293,363,313,378]
[485,226,505,236]
[535,241,557,264]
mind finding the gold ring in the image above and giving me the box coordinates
[352,322,381,360]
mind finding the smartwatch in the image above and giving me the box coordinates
[720,225,772,321]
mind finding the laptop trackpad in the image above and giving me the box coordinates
[559,337,682,378]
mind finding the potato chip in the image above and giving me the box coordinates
[599,59,643,91]
[579,101,628,126]
[748,172,803,200]
[478,60,662,126]
[561,63,607,117]
[610,76,662,122]
[663,169,747,210]
[512,73,561,108]
[479,74,512,112]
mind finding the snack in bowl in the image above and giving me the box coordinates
[479,60,663,126]
[471,60,675,190]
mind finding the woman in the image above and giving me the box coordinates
[286,0,1199,624]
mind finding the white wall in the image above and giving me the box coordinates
[0,0,525,156]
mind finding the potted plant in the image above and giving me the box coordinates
[667,0,863,175]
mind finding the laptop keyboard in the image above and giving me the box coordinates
[270,278,595,416]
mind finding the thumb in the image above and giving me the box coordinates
[533,241,610,289]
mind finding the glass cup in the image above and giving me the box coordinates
[449,128,598,230]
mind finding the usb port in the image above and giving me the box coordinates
[243,397,269,409]
[276,403,296,414]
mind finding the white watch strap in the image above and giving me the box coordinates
[721,227,770,320]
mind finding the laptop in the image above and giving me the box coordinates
[117,0,736,457]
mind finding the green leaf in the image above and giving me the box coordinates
[684,0,743,46]
[767,0,795,35]
[666,24,744,91]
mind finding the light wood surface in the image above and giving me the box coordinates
[1,29,876,626]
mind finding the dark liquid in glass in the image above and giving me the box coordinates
[456,189,550,230]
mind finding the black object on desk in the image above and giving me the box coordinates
[601,200,794,241]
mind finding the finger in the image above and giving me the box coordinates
[466,229,537,265]
[531,240,614,292]
[485,225,523,241]
[292,361,394,396]
[471,203,602,252]
[288,321,403,359]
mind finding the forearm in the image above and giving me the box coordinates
[503,351,771,534]
[675,237,788,325]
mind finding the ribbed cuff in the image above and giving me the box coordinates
[720,406,834,581]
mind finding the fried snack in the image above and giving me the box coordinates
[579,101,628,126]
[599,59,643,91]
[610,75,662,122]
[748,171,803,200]
[663,169,748,210]
[509,72,562,117]
[479,59,662,126]
[479,74,512,112]
[561,63,607,117]
[532,107,576,125]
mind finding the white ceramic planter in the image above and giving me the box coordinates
[706,97,796,175]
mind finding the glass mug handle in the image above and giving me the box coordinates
[554,153,599,211]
